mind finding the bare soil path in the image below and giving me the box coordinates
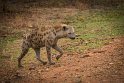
[1,37,124,83]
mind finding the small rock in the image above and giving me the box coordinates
[109,63,114,65]
[80,54,90,58]
[46,68,49,71]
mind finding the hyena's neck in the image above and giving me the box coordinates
[53,24,65,39]
[55,30,64,39]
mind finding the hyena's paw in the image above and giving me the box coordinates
[49,62,55,65]
[42,62,47,65]
[18,65,24,68]
[56,55,61,61]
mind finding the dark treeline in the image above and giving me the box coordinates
[0,0,124,12]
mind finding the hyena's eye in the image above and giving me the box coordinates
[68,33,72,34]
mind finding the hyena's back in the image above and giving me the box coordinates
[22,26,56,48]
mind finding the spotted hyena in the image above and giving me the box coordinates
[18,24,76,67]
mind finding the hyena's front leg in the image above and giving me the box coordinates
[18,41,29,67]
[34,48,47,65]
[52,45,63,60]
[46,46,55,65]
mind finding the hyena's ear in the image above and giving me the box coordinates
[62,26,68,31]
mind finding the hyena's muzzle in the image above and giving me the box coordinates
[67,33,76,39]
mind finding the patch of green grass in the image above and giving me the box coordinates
[0,33,22,60]
[65,8,124,52]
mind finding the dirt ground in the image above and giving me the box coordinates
[0,37,124,83]
[0,8,124,83]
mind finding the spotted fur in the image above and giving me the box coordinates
[18,24,76,67]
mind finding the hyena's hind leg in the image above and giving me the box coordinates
[33,48,47,65]
[18,41,29,67]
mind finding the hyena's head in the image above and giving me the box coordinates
[55,24,76,39]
